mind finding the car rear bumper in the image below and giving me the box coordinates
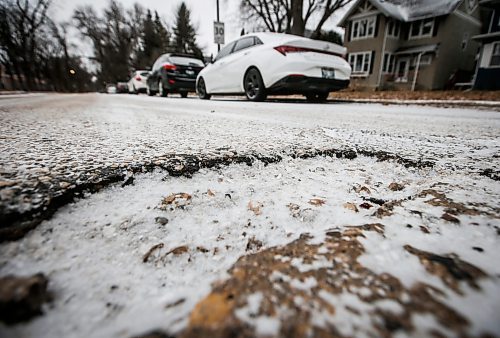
[162,78,196,92]
[268,75,349,94]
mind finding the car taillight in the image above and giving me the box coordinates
[274,45,344,58]
[163,64,177,71]
[274,45,309,56]
[135,76,141,81]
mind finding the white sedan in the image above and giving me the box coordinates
[127,70,150,94]
[196,32,351,102]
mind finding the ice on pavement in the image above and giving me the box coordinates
[1,153,499,338]
[1,94,499,337]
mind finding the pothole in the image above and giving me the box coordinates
[0,155,498,338]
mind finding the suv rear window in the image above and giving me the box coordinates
[169,56,204,67]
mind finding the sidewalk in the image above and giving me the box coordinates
[330,90,500,109]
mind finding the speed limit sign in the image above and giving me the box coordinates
[214,21,225,44]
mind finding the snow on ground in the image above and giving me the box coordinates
[0,153,499,337]
[1,94,498,218]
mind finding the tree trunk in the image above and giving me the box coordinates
[290,0,305,36]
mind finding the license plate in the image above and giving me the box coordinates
[322,68,335,79]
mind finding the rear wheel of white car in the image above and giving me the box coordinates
[158,80,168,97]
[197,77,211,100]
[305,92,329,103]
[244,68,266,102]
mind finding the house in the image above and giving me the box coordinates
[339,0,482,90]
[472,0,500,89]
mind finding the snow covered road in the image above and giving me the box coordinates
[0,93,499,337]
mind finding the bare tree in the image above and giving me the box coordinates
[74,1,145,83]
[0,0,52,90]
[241,0,352,38]
[241,0,290,33]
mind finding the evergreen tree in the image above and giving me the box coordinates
[133,10,170,70]
[153,11,170,54]
[172,2,203,59]
[315,30,343,45]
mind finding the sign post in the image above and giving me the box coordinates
[214,0,223,52]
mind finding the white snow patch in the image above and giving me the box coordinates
[290,277,318,291]
[290,256,333,273]
[235,293,281,336]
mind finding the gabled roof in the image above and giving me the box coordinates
[339,0,463,26]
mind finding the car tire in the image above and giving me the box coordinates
[158,80,168,97]
[132,85,138,95]
[244,68,266,102]
[197,77,211,100]
[305,92,329,103]
[147,85,155,96]
[180,91,188,98]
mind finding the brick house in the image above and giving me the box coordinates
[339,0,482,90]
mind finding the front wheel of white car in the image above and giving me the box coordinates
[244,68,266,102]
[197,77,211,100]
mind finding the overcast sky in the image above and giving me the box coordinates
[50,0,348,57]
[51,0,243,57]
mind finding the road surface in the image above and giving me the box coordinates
[0,93,499,338]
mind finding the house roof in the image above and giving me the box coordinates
[339,0,463,26]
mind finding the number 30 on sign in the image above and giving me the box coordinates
[214,22,225,44]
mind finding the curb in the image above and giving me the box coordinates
[331,98,500,109]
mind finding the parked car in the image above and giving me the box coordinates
[146,53,205,97]
[106,84,117,94]
[116,82,129,94]
[127,70,150,94]
[196,32,351,102]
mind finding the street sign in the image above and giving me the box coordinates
[214,21,225,44]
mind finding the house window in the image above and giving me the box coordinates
[351,16,376,40]
[409,18,434,39]
[349,52,372,75]
[411,54,433,67]
[383,53,395,73]
[387,20,400,38]
[491,42,500,66]
[419,54,433,65]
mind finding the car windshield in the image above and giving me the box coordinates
[169,56,204,67]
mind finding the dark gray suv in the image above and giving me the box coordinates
[146,53,205,98]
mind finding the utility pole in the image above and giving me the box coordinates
[217,0,220,52]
